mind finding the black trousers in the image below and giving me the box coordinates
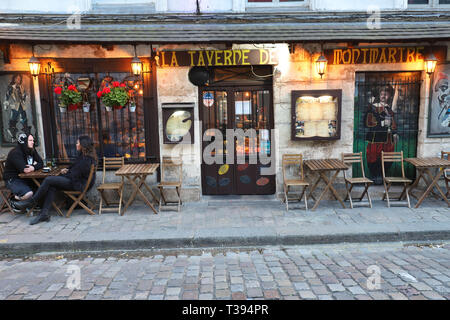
[32,176,75,215]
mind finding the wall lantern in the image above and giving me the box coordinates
[424,53,437,77]
[315,55,328,79]
[131,45,143,76]
[28,46,41,78]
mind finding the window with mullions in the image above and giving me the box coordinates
[51,72,146,162]
[408,0,450,5]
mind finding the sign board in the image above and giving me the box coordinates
[156,49,279,67]
[325,46,447,65]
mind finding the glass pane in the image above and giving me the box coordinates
[51,72,146,162]
[439,0,450,4]
[52,72,99,161]
[294,95,338,138]
[202,91,227,158]
[408,0,429,4]
[165,110,192,142]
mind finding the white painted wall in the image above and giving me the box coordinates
[0,0,91,13]
[312,0,406,11]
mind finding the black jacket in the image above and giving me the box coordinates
[63,154,96,191]
[3,146,43,181]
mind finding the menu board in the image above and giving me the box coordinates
[291,90,342,140]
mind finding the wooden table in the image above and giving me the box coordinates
[405,157,450,208]
[305,159,349,211]
[19,166,68,216]
[115,163,160,214]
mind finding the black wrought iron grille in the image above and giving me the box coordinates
[353,72,422,184]
[51,72,146,162]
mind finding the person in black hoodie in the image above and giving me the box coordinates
[14,135,97,225]
[3,133,43,202]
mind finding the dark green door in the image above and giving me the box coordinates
[353,72,421,184]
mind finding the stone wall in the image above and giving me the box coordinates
[1,41,449,203]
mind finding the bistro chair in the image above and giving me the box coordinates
[97,157,125,215]
[381,151,412,208]
[282,154,309,211]
[157,156,183,212]
[442,151,450,198]
[0,159,14,215]
[341,152,373,208]
[58,164,97,218]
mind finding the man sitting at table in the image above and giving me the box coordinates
[3,133,43,211]
[13,135,97,225]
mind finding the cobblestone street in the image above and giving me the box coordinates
[0,241,449,300]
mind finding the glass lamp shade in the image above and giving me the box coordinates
[131,56,143,76]
[28,56,41,77]
[315,55,328,78]
[424,53,437,75]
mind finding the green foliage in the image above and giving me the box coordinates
[101,87,129,108]
[59,89,82,107]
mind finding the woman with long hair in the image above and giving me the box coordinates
[3,133,43,203]
[14,135,97,225]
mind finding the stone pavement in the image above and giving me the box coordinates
[0,242,449,300]
[0,190,449,255]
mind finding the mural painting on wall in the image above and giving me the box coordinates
[428,63,450,137]
[354,72,421,184]
[0,72,38,146]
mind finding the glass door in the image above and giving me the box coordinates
[200,86,274,195]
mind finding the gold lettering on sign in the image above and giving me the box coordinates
[407,48,415,63]
[351,49,361,64]
[260,49,269,65]
[215,50,223,66]
[342,49,351,64]
[233,50,242,65]
[398,47,405,62]
[416,46,424,62]
[205,51,214,66]
[170,51,179,67]
[188,51,196,66]
[379,48,387,63]
[161,52,169,67]
[224,50,233,66]
[369,48,379,64]
[361,48,369,64]
[334,49,343,64]
[197,51,206,66]
[388,48,397,63]
[241,49,250,65]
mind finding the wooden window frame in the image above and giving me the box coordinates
[38,58,160,165]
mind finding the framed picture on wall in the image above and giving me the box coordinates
[427,62,450,137]
[0,72,39,146]
[162,103,194,144]
[291,89,342,140]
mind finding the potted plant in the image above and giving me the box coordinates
[54,84,82,112]
[97,81,129,112]
[82,101,90,113]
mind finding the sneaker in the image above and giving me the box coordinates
[10,200,25,214]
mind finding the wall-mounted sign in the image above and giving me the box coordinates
[156,49,278,67]
[325,46,447,65]
[162,103,194,144]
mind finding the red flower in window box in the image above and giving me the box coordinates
[112,81,120,88]
[54,84,82,111]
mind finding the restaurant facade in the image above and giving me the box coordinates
[0,3,449,202]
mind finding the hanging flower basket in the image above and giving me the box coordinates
[97,81,129,111]
[82,102,90,113]
[129,102,136,112]
[54,85,82,112]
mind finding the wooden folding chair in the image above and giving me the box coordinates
[381,151,412,208]
[157,157,182,212]
[59,164,97,218]
[97,157,125,215]
[0,159,14,215]
[282,154,309,211]
[342,152,373,208]
[442,151,450,198]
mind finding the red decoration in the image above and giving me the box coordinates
[68,104,80,111]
